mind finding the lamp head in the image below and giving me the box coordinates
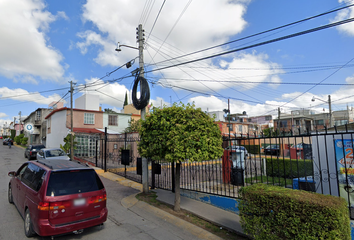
[115,42,121,52]
[311,97,315,102]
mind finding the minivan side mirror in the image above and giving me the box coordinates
[8,171,16,177]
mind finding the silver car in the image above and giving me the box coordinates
[36,148,70,161]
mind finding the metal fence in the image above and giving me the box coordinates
[80,128,354,219]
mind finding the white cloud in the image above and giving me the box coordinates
[78,79,130,109]
[150,97,170,108]
[0,0,65,82]
[332,1,354,36]
[78,0,249,66]
[0,87,62,105]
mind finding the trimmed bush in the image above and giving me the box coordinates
[239,184,350,240]
[21,137,28,145]
[266,158,313,178]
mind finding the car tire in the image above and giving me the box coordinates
[24,209,35,237]
[8,184,13,204]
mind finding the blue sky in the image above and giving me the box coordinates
[1,0,354,128]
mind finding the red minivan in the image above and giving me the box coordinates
[8,160,108,238]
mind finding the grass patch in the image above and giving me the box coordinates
[136,191,248,240]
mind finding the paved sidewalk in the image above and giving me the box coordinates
[95,169,248,239]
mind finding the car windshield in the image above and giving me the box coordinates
[46,149,65,157]
[46,170,104,196]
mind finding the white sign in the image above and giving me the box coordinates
[25,123,34,133]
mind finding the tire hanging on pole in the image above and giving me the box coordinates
[132,76,150,110]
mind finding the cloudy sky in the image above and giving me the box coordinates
[1,0,354,128]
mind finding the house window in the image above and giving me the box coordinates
[279,121,288,128]
[227,124,233,131]
[239,125,242,132]
[315,119,324,126]
[36,110,41,121]
[108,115,118,126]
[265,116,272,121]
[84,113,95,124]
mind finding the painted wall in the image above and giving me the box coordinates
[103,113,131,133]
[67,110,103,129]
[75,94,99,111]
[46,110,68,148]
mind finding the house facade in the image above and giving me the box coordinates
[22,108,52,145]
[102,112,132,133]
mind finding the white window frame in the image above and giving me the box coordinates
[84,113,95,124]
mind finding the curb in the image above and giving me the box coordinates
[94,168,223,240]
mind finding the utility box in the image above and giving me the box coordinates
[222,148,247,186]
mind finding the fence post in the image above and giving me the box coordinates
[95,139,98,167]
[104,127,107,172]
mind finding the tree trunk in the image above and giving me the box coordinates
[174,162,181,211]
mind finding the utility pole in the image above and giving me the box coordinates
[70,81,74,160]
[328,95,332,128]
[137,24,149,194]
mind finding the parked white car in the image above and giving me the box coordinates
[36,148,70,161]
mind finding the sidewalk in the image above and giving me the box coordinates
[95,168,248,239]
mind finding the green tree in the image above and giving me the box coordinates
[124,91,128,106]
[60,134,78,154]
[262,127,279,137]
[138,103,223,211]
[124,119,142,133]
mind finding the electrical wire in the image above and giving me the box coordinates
[146,0,166,42]
[146,17,354,74]
[147,3,354,67]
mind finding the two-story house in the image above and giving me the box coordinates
[23,108,52,145]
[45,94,104,157]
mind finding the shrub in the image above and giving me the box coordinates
[239,184,350,240]
[266,158,313,178]
[241,145,260,154]
[21,137,28,145]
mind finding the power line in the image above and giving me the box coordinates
[146,0,166,42]
[147,3,354,68]
[146,17,354,74]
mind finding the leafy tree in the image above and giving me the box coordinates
[124,91,128,106]
[138,102,223,211]
[10,130,16,141]
[124,119,142,133]
[262,127,279,137]
[60,133,78,154]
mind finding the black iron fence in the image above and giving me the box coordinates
[79,128,354,219]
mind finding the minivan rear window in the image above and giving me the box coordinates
[46,169,104,196]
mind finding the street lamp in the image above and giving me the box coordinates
[312,95,332,127]
[115,42,139,52]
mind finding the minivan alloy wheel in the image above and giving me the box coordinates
[24,209,35,237]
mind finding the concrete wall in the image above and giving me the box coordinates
[46,110,68,148]
[67,110,103,129]
[75,94,100,111]
[103,113,131,133]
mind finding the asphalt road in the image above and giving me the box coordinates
[0,145,212,240]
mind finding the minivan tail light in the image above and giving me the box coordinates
[89,194,107,204]
[38,202,50,211]
[38,201,71,211]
